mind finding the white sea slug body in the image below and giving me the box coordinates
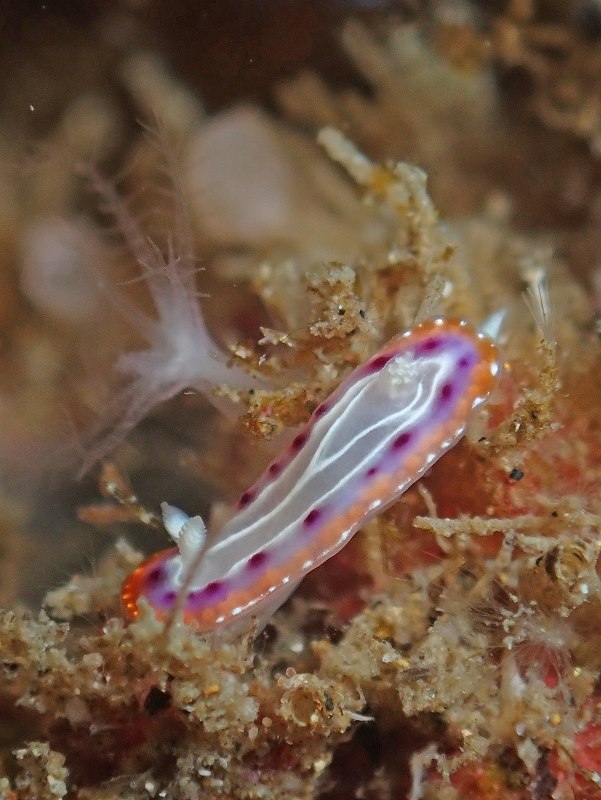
[122,317,501,631]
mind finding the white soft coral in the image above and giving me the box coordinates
[80,146,261,475]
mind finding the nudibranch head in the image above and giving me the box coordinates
[122,547,179,621]
[122,317,502,631]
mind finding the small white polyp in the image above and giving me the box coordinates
[479,309,506,342]
[161,502,207,571]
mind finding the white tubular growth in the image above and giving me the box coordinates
[78,135,265,477]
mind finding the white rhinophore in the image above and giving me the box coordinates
[161,502,207,570]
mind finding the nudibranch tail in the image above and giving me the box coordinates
[122,317,502,632]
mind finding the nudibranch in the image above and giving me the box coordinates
[122,316,502,632]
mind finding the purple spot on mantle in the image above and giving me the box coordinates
[419,337,442,353]
[303,508,322,527]
[268,462,281,477]
[238,490,255,509]
[366,466,379,477]
[458,356,470,369]
[314,403,328,418]
[392,432,412,450]
[440,383,453,401]
[147,567,164,585]
[291,432,308,451]
[203,581,223,597]
[247,551,268,569]
[163,590,177,604]
[369,354,391,372]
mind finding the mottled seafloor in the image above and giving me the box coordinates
[3,2,601,798]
